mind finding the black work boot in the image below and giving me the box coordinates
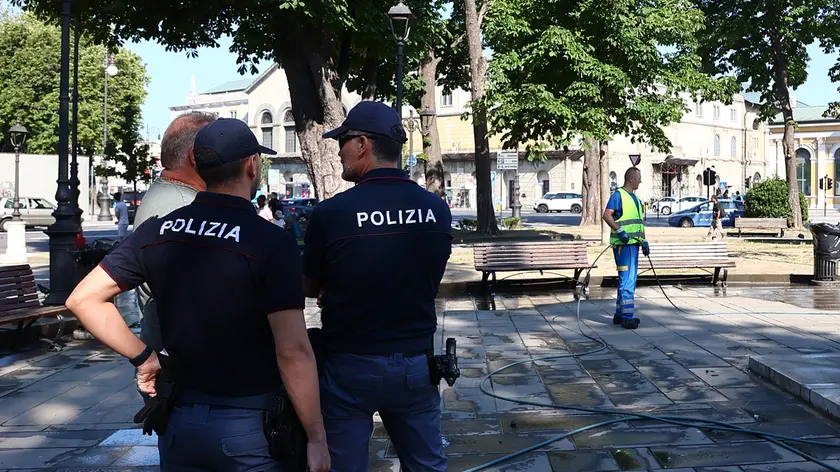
[613,313,623,325]
[621,318,641,330]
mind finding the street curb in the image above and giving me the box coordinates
[749,355,840,422]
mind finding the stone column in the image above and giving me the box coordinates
[564,157,571,191]
[817,138,826,208]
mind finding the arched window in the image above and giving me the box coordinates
[260,111,273,148]
[796,148,812,196]
[537,170,550,196]
[283,110,297,153]
[713,135,720,157]
[730,137,737,159]
[753,172,761,184]
[696,174,703,195]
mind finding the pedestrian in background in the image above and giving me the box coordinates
[113,192,129,240]
[709,195,726,241]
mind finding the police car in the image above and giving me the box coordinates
[668,199,744,228]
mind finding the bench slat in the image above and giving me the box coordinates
[0,305,69,324]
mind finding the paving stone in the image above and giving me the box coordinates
[0,428,111,449]
[3,403,87,426]
[574,425,713,448]
[98,429,158,447]
[705,419,840,443]
[544,381,614,409]
[593,371,661,395]
[442,388,497,414]
[0,447,77,468]
[546,449,620,471]
[608,392,674,408]
[649,442,805,468]
[497,413,626,434]
[51,445,133,467]
[110,445,159,466]
[719,387,793,403]
[608,447,661,470]
[738,461,840,471]
[441,434,573,455]
[811,388,840,420]
[636,360,704,390]
[491,375,548,399]
[444,452,551,471]
[660,385,729,403]
[690,366,759,388]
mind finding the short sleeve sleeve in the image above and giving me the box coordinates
[261,232,305,314]
[606,192,622,212]
[302,208,327,281]
[99,232,145,291]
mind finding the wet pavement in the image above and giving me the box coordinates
[2,285,840,471]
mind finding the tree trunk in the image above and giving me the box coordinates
[600,141,611,244]
[463,0,498,235]
[280,46,351,201]
[581,138,601,226]
[361,51,379,101]
[420,53,445,197]
[770,32,803,229]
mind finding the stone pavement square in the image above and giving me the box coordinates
[2,287,840,471]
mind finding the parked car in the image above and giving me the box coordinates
[533,192,583,213]
[668,199,745,228]
[0,196,85,231]
[281,197,319,219]
[656,196,707,215]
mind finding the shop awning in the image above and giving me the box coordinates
[660,156,699,166]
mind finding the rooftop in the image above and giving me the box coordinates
[771,105,836,125]
[203,77,254,94]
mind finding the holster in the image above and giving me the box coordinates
[263,386,308,472]
[133,353,183,436]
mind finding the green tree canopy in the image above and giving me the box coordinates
[483,0,737,159]
[0,9,151,186]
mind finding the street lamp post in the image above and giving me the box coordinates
[96,52,118,221]
[388,1,412,121]
[2,123,28,264]
[44,0,78,305]
[9,123,28,221]
[71,26,82,227]
[403,109,420,174]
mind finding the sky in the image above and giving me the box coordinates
[126,39,840,138]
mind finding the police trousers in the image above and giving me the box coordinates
[614,244,639,320]
[320,352,447,472]
[158,404,284,471]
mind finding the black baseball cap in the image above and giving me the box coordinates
[322,101,407,143]
[193,118,276,170]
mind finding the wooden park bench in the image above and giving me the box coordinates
[638,242,735,286]
[0,264,69,351]
[734,217,787,237]
[473,241,595,290]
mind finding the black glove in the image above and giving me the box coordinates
[641,240,650,256]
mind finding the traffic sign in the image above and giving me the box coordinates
[407,156,417,166]
[628,154,641,166]
[490,171,497,182]
[497,151,519,170]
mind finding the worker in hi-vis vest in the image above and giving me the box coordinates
[602,167,649,330]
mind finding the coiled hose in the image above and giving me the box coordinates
[463,242,840,472]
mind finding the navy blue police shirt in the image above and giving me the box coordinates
[302,168,452,354]
[99,192,304,398]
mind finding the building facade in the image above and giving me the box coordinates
[170,66,769,208]
[765,103,840,209]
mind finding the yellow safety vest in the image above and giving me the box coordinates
[609,187,646,245]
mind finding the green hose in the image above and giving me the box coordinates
[462,243,840,472]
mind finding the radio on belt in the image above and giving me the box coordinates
[429,337,460,387]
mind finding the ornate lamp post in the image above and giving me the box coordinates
[44,0,79,305]
[9,123,28,221]
[2,123,29,265]
[388,1,412,120]
[96,52,118,221]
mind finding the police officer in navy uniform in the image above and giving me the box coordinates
[66,118,330,472]
[302,101,452,472]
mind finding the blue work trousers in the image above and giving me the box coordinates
[320,353,446,472]
[158,404,283,471]
[613,243,639,320]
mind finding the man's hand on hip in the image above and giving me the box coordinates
[618,228,630,243]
